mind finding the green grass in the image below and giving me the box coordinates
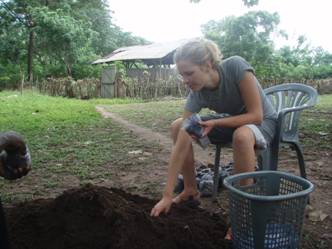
[316,94,332,110]
[103,99,185,133]
[300,94,332,148]
[0,90,159,202]
[0,90,331,202]
[103,99,214,134]
[104,94,332,149]
[0,90,144,135]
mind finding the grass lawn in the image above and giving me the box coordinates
[0,91,159,202]
[0,90,331,202]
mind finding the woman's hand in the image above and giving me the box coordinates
[199,119,217,136]
[150,196,173,217]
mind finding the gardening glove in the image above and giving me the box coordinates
[0,131,31,180]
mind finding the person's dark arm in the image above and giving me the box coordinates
[0,131,31,180]
[0,198,10,249]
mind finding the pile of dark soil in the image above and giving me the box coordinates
[5,185,232,249]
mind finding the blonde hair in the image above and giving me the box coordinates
[174,38,222,68]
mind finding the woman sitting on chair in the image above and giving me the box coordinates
[150,39,277,227]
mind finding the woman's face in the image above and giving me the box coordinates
[176,60,210,91]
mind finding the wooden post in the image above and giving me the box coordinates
[21,72,24,95]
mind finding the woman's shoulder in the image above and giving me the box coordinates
[222,55,248,66]
[221,56,252,72]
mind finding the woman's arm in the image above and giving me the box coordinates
[150,110,193,216]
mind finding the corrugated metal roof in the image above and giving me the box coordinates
[92,39,192,65]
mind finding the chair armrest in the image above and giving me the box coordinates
[276,104,310,129]
[279,104,314,116]
[275,104,313,142]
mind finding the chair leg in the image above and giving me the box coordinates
[258,148,269,171]
[258,139,280,172]
[269,140,280,171]
[212,144,222,200]
[291,142,307,179]
[258,144,279,171]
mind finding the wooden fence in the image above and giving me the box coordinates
[36,74,332,99]
[100,67,188,99]
[38,77,100,99]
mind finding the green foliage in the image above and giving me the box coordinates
[1,0,332,86]
[202,11,280,68]
[71,63,103,79]
[29,6,98,76]
[201,10,332,81]
[242,0,259,6]
[0,63,24,89]
[190,0,259,7]
[0,0,148,85]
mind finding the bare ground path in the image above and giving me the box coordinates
[96,105,228,165]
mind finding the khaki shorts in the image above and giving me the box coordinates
[201,114,274,150]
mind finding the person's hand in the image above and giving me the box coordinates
[0,131,32,180]
[189,133,199,141]
[199,120,217,136]
[150,196,173,217]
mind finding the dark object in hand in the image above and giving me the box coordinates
[182,114,210,149]
[0,131,31,180]
[182,114,204,138]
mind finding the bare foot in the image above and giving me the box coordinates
[172,190,200,204]
[224,227,232,240]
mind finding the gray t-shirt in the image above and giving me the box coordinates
[185,56,277,141]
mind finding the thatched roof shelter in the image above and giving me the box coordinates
[92,39,191,68]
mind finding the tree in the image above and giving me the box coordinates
[0,0,148,84]
[276,36,332,80]
[30,6,97,76]
[190,0,259,7]
[0,0,38,82]
[201,11,281,76]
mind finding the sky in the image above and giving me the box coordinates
[107,0,332,52]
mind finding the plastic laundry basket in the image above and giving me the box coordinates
[223,171,314,249]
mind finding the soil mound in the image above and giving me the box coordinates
[5,185,232,249]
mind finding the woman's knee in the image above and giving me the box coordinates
[232,126,255,149]
[171,118,183,141]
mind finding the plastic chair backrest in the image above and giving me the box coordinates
[264,83,318,141]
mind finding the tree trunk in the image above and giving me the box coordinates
[63,55,72,77]
[27,30,34,82]
[66,64,72,77]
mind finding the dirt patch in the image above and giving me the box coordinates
[95,106,332,249]
[5,185,232,249]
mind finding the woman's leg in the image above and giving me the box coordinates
[232,126,256,185]
[224,126,256,239]
[171,118,199,202]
